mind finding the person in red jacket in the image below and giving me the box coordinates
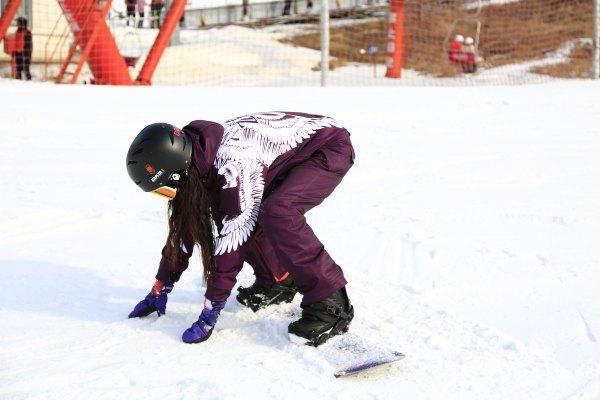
[13,17,32,81]
[447,34,464,64]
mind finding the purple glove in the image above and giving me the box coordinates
[128,280,173,318]
[182,299,226,343]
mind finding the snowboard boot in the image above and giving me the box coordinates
[236,275,298,312]
[288,287,354,347]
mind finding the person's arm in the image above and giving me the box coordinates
[204,162,268,302]
[205,238,249,302]
[128,232,193,319]
[155,232,194,284]
[180,167,265,343]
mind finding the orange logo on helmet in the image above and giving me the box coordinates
[145,164,156,175]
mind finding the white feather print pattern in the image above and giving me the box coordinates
[213,112,341,255]
[214,160,264,255]
[217,164,239,189]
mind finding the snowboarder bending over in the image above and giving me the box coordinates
[126,112,355,346]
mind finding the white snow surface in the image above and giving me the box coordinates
[1,80,600,399]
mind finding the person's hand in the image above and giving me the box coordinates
[181,299,226,343]
[128,280,173,318]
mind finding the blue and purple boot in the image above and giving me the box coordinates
[182,299,226,344]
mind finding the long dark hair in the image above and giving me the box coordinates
[166,165,215,281]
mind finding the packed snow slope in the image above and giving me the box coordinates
[1,80,599,400]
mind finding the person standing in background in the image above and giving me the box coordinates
[137,0,147,28]
[13,17,32,81]
[242,0,249,21]
[282,0,292,16]
[125,0,136,26]
[150,0,164,28]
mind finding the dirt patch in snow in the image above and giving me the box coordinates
[281,0,593,78]
[531,42,592,78]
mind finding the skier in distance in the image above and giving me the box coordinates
[126,112,355,346]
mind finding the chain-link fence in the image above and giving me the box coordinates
[0,0,598,85]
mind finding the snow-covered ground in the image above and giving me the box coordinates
[1,80,600,399]
[466,0,520,10]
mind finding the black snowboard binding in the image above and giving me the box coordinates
[236,275,298,312]
[288,287,354,347]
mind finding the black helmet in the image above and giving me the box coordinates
[126,123,192,194]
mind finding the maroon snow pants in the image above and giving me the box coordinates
[246,129,355,305]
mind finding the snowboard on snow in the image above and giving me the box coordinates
[291,332,405,378]
[333,350,404,378]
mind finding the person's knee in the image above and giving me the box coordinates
[319,135,354,176]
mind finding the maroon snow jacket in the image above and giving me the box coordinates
[155,112,354,302]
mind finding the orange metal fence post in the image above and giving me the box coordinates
[135,0,187,85]
[55,1,98,83]
[59,0,132,85]
[69,0,113,84]
[0,0,23,43]
[385,0,404,79]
